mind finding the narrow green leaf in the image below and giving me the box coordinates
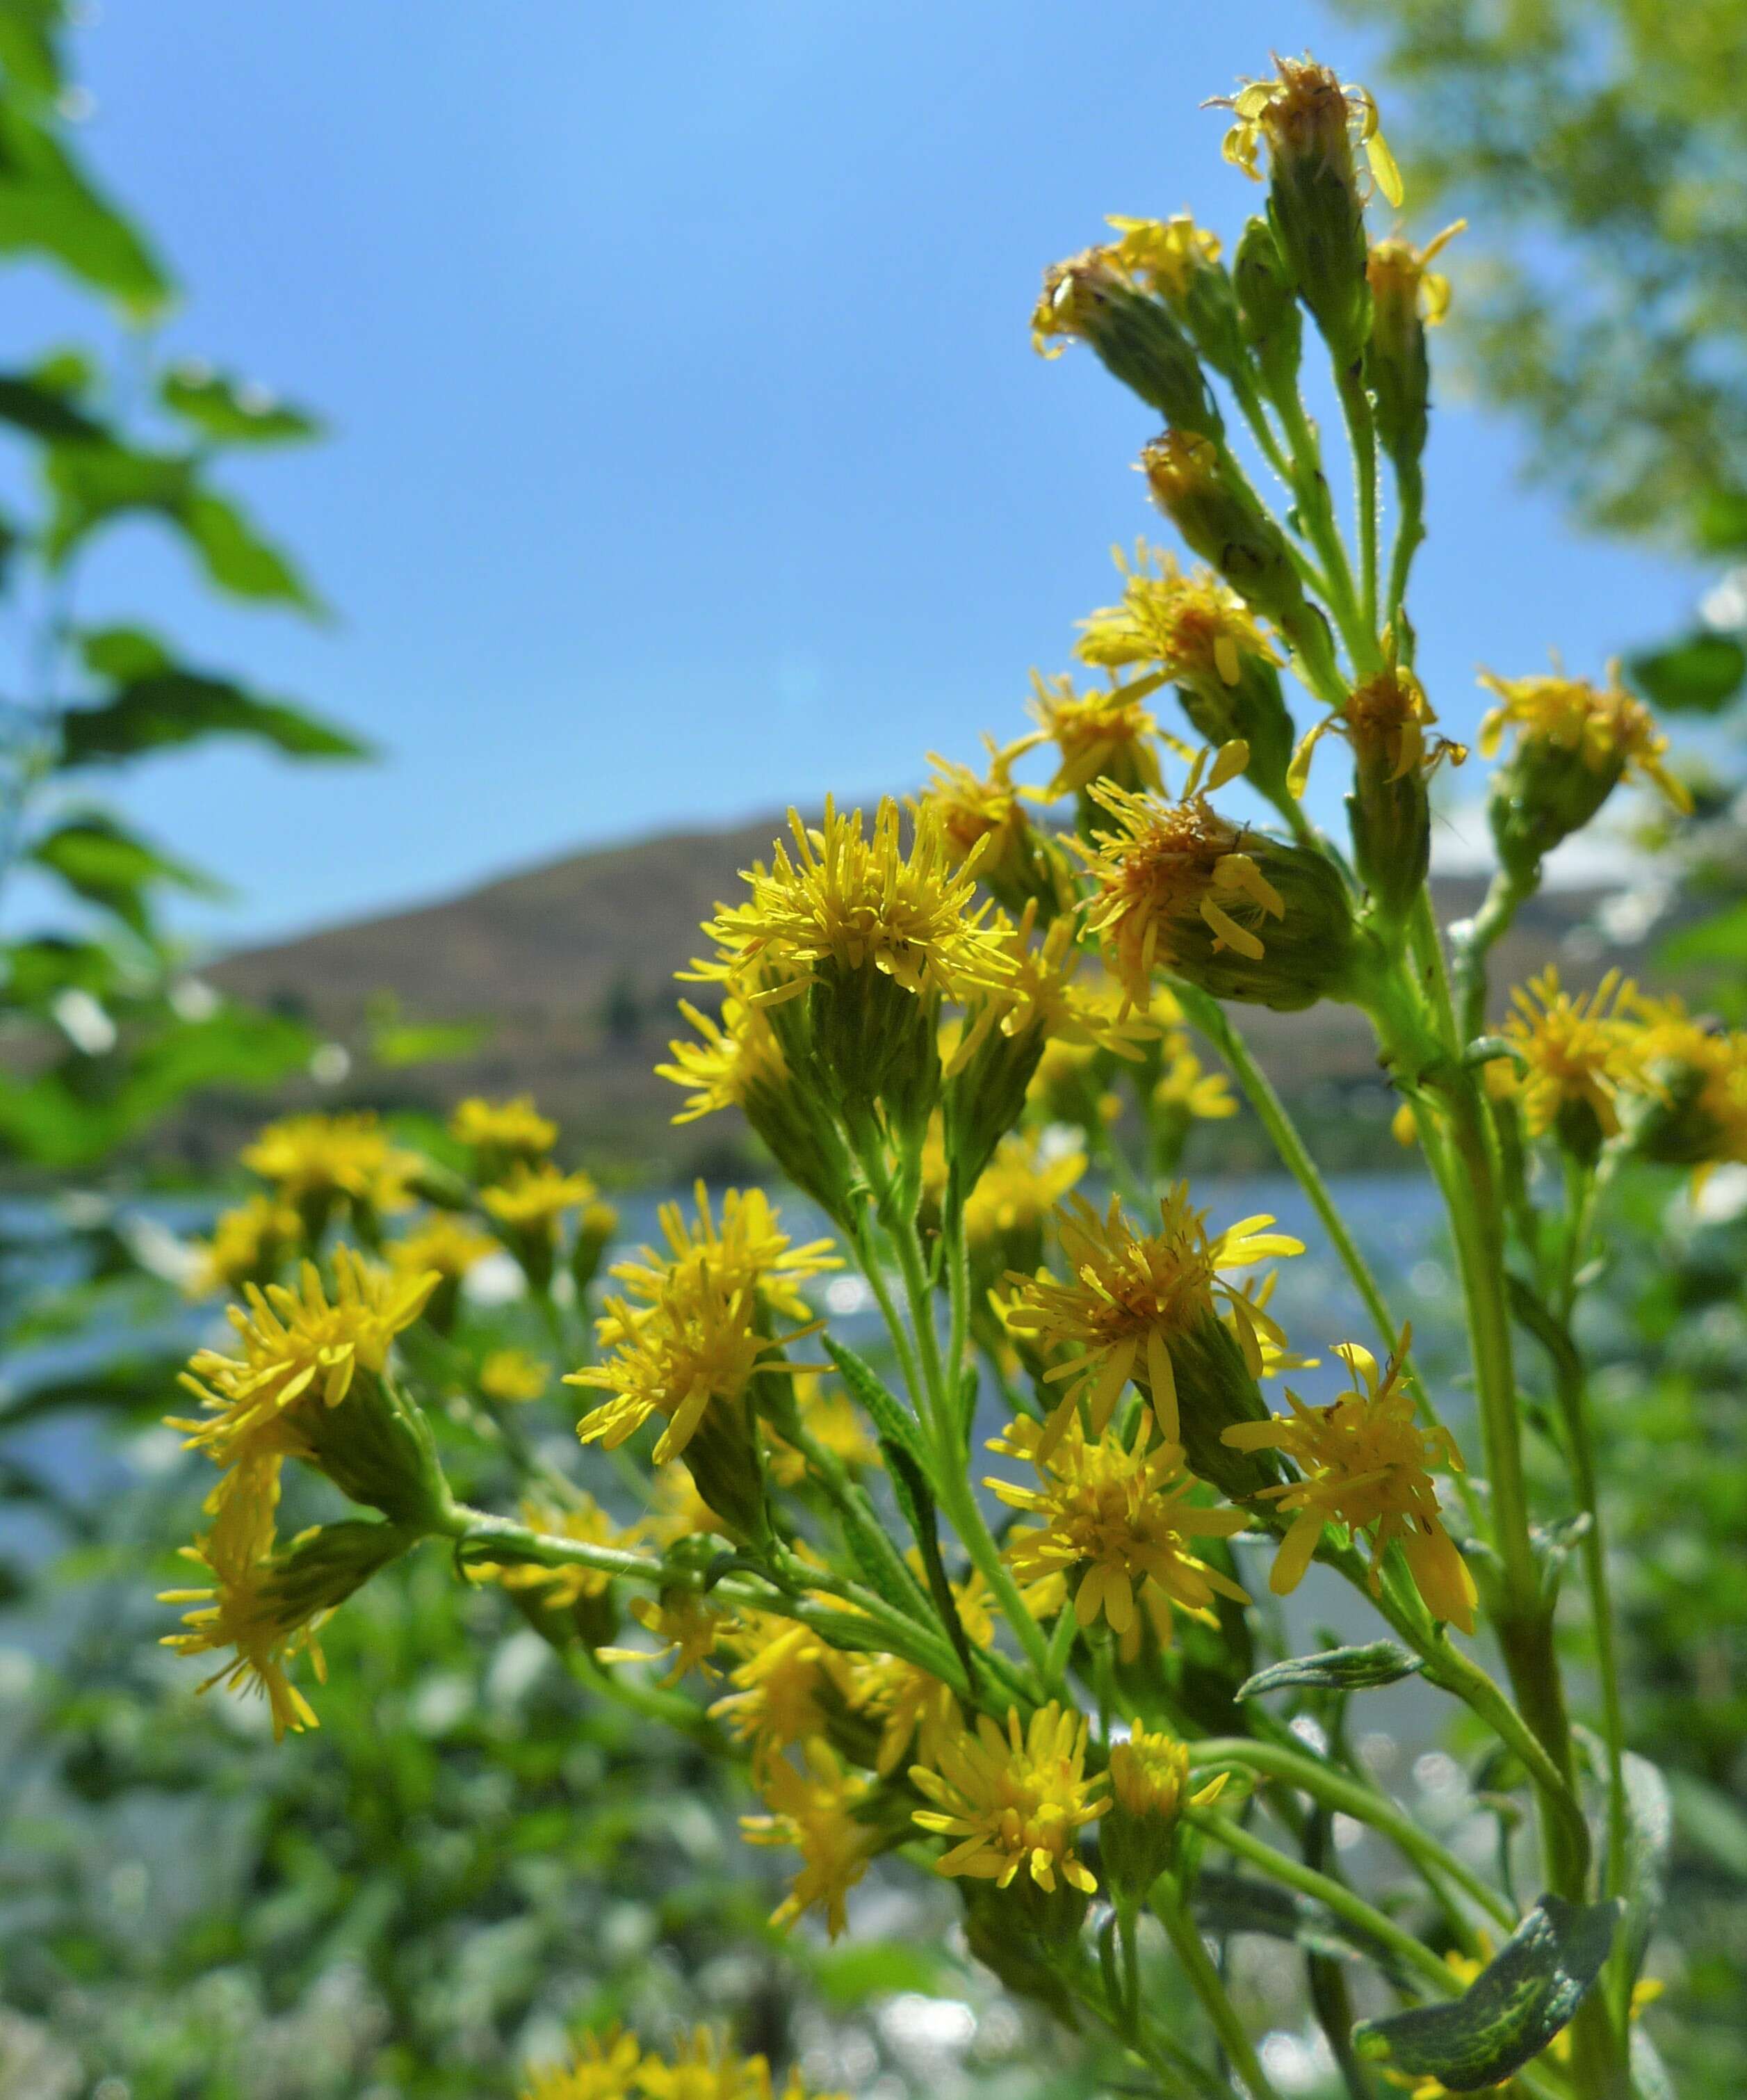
[1626,630,1747,716]
[1620,1752,1671,1986]
[1236,1640,1423,1700]
[0,369,104,442]
[160,362,322,446]
[1352,1896,1622,2090]
[821,1335,929,1471]
[178,488,322,610]
[60,663,367,766]
[29,812,223,934]
[0,101,170,309]
[879,1437,976,1691]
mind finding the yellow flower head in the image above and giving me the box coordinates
[708,1610,859,1776]
[1152,1035,1238,1122]
[1224,1325,1476,1631]
[597,1590,733,1686]
[389,1211,498,1283]
[449,1094,558,1161]
[1077,544,1276,692]
[740,1736,879,1939]
[1004,1187,1303,1458]
[569,1268,804,1464]
[1367,221,1465,329]
[701,796,1012,1007]
[610,1182,837,1327]
[1477,660,1690,814]
[1210,54,1401,208]
[987,1407,1250,1647]
[1289,663,1465,797]
[173,1248,437,1485]
[657,994,791,1124]
[478,1494,639,1608]
[159,1524,325,1740]
[188,1194,302,1298]
[911,1702,1107,1895]
[242,1112,418,1215]
[1073,776,1285,1007]
[478,1346,550,1403]
[847,1565,991,1775]
[963,1129,1087,1252]
[1030,217,1221,358]
[1029,670,1164,800]
[520,2028,645,2100]
[949,902,1156,1085]
[1498,967,1643,1142]
[480,1160,599,1233]
[1628,996,1747,1183]
[1103,213,1223,302]
[632,2029,840,2100]
[1108,1724,1228,1825]
[920,732,1050,886]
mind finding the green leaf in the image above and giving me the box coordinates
[806,1938,953,2006]
[60,659,367,768]
[1657,897,1747,971]
[0,368,104,443]
[179,488,322,609]
[1620,1752,1671,1987]
[878,1435,977,1693]
[821,1335,929,1473]
[0,100,170,309]
[0,1,67,101]
[1192,1871,1413,1987]
[1626,631,1747,716]
[1352,1896,1622,2090]
[29,812,223,934]
[160,362,321,446]
[1236,1640,1424,1700]
[1667,1769,1747,1882]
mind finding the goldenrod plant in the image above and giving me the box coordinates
[156,58,1741,2100]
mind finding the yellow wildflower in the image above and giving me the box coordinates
[479,1346,550,1404]
[480,1160,599,1232]
[1497,968,1643,1142]
[1289,664,1465,797]
[597,1591,732,1686]
[1108,1724,1227,1824]
[1077,543,1276,691]
[849,1567,992,1774]
[741,1737,879,1939]
[919,732,1056,906]
[187,1194,301,1298]
[241,1111,418,1216]
[519,2024,643,2100]
[1028,670,1163,800]
[609,1182,837,1327]
[1224,1326,1476,1631]
[1628,996,1747,1183]
[911,1702,1107,1895]
[1478,659,1690,815]
[635,2030,842,2100]
[656,994,790,1123]
[708,1610,861,1777]
[1103,213,1223,302]
[987,1409,1249,1647]
[159,1523,323,1740]
[388,1211,498,1284]
[1073,776,1285,1004]
[1002,1187,1303,1457]
[449,1094,557,1161]
[962,1129,1087,1252]
[1367,222,1465,330]
[1152,1035,1237,1122]
[1211,54,1401,207]
[700,795,1012,1007]
[172,1249,437,1512]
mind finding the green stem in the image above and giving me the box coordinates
[1155,1877,1284,2100]
[1184,1808,1457,1996]
[1452,864,1538,1044]
[1336,367,1381,643]
[1384,457,1424,636]
[1189,1738,1513,1932]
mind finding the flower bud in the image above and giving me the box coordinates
[1102,1727,1229,1903]
[1233,216,1302,403]
[921,736,1069,921]
[1335,663,1464,928]
[295,1358,453,1532]
[1034,248,1223,439]
[1105,214,1247,384]
[1365,225,1461,472]
[1213,58,1403,371]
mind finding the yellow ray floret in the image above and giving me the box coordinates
[449,1093,558,1158]
[187,1194,302,1298]
[1002,1186,1303,1457]
[519,2024,644,2100]
[1367,221,1465,329]
[1077,542,1276,690]
[609,1181,836,1325]
[1028,670,1164,800]
[987,1408,1250,1649]
[701,795,1012,1005]
[911,1702,1107,1895]
[1497,967,1643,1140]
[479,1160,599,1231]
[1210,54,1401,207]
[388,1211,498,1283]
[740,1736,879,1940]
[656,994,790,1123]
[1222,1325,1476,1632]
[1108,1723,1229,1824]
[241,1110,419,1213]
[159,1524,325,1740]
[1073,778,1283,1006]
[1477,659,1690,813]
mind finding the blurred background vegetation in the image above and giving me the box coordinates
[1,1,1744,2094]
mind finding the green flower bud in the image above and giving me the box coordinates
[1033,248,1223,439]
[1102,1726,1230,1905]
[1365,225,1461,471]
[1233,216,1302,404]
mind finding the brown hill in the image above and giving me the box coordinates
[204,816,1644,1178]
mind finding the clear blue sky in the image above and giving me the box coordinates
[15,1,1700,946]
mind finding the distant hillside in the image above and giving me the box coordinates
[199,816,1651,1179]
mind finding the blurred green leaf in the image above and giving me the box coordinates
[0,99,169,309]
[806,1939,952,2006]
[160,362,322,446]
[1627,632,1747,716]
[29,811,223,934]
[179,486,322,609]
[0,366,104,442]
[0,0,67,101]
[368,1016,491,1069]
[1354,1897,1621,2090]
[1621,1752,1671,1985]
[1657,898,1747,970]
[61,659,367,768]
[0,932,118,1007]
[1237,1641,1424,1699]
[1668,1770,1747,1882]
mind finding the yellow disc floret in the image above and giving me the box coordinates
[910,1702,1107,1895]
